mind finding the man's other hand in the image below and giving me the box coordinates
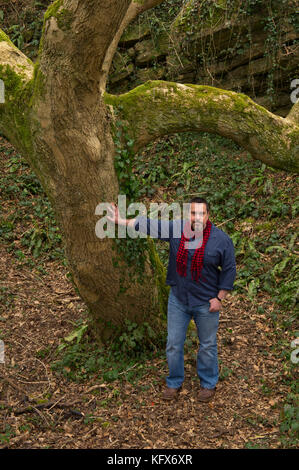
[209,298,222,312]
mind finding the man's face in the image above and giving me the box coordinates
[190,202,209,232]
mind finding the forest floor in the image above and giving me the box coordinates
[0,135,298,449]
[0,244,294,449]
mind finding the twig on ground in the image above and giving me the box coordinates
[14,400,84,418]
[0,374,30,400]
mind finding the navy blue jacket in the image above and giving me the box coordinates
[134,216,236,306]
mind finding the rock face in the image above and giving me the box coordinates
[107,0,299,117]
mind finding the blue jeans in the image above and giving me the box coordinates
[166,288,219,389]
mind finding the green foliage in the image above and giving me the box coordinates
[51,317,166,383]
[113,118,141,201]
[57,320,88,353]
[111,116,149,288]
[0,286,15,314]
[0,425,16,445]
[0,143,64,266]
[219,364,234,381]
[143,0,183,30]
[20,219,62,259]
[1,1,49,59]
[110,319,161,357]
[280,399,299,447]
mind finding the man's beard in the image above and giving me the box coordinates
[191,221,206,232]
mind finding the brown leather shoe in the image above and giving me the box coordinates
[198,386,216,402]
[162,386,182,400]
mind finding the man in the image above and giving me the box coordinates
[107,197,236,402]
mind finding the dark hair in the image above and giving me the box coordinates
[189,197,210,213]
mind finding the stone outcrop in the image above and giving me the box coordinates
[107,0,299,117]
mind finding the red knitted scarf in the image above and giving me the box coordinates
[176,219,212,282]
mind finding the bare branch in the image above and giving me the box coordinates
[105,80,299,173]
[99,0,165,90]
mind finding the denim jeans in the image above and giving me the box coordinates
[166,288,219,389]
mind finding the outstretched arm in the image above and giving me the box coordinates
[107,202,137,229]
[106,202,173,241]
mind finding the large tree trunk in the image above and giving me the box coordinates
[0,0,298,342]
[0,1,167,342]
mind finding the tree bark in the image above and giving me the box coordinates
[0,0,298,342]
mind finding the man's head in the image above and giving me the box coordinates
[189,197,210,232]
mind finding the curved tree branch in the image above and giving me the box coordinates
[105,80,299,173]
[99,0,165,91]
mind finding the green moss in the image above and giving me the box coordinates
[0,29,15,47]
[56,9,73,31]
[0,64,34,155]
[43,1,72,31]
[256,221,276,232]
[32,62,46,100]
[43,0,63,23]
[38,1,73,58]
[106,80,244,134]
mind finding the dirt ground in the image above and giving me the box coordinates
[0,239,293,449]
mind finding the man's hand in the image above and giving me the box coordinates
[209,298,222,312]
[106,202,128,226]
[106,202,137,228]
